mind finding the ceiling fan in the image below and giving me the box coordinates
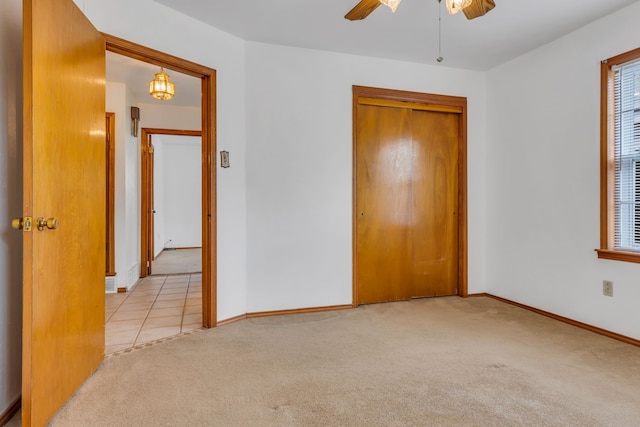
[345,0,495,21]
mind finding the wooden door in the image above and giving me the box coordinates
[140,132,157,277]
[354,88,465,305]
[141,132,153,277]
[410,109,459,298]
[150,141,155,264]
[22,1,105,425]
[355,105,414,303]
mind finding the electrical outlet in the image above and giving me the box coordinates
[603,280,614,297]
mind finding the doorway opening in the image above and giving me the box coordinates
[141,129,203,276]
[104,33,217,328]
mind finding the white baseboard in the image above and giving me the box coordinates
[105,264,139,293]
[126,264,140,290]
[105,276,117,294]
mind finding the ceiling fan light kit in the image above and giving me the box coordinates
[345,0,495,21]
[462,0,495,19]
[343,0,496,64]
[380,0,402,13]
[445,0,472,15]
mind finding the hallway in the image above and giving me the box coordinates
[105,274,202,354]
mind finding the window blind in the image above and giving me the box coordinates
[613,59,640,250]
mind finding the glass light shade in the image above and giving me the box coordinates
[446,0,472,15]
[149,68,175,100]
[379,0,402,13]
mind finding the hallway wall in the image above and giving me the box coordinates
[0,0,22,416]
[106,82,140,290]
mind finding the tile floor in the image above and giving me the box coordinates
[105,273,202,354]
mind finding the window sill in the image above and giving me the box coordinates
[596,249,640,264]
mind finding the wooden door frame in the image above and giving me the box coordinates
[106,112,116,276]
[104,33,217,328]
[352,85,468,306]
[141,128,202,275]
[150,140,154,261]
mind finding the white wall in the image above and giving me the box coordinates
[153,140,166,258]
[153,135,201,250]
[136,102,201,130]
[245,42,488,312]
[486,2,640,339]
[0,0,22,414]
[106,82,140,290]
[78,0,248,321]
[122,85,141,288]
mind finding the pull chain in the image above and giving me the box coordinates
[437,0,443,62]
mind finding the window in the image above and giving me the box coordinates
[598,47,640,263]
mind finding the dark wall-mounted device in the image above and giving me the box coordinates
[131,106,140,137]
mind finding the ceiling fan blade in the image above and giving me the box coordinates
[345,0,382,21]
[463,0,495,20]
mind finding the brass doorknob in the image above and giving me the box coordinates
[37,217,59,231]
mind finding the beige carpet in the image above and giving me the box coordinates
[45,297,640,426]
[151,248,201,275]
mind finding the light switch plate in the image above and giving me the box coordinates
[220,150,230,168]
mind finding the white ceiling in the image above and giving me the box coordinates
[151,0,638,71]
[107,0,638,108]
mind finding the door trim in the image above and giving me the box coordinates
[104,33,217,328]
[140,128,202,276]
[352,85,468,306]
[106,112,116,276]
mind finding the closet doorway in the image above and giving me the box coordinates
[352,86,468,305]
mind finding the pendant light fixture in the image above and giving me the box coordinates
[149,67,175,101]
[445,0,472,14]
[379,0,402,13]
